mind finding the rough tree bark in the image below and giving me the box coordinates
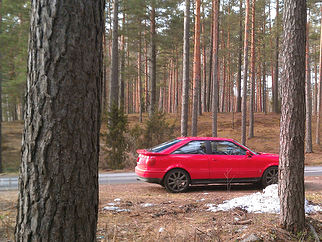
[192,0,201,136]
[181,0,190,137]
[212,0,220,137]
[241,0,250,145]
[279,0,306,233]
[109,0,119,108]
[236,0,243,113]
[305,20,312,153]
[249,0,255,139]
[15,0,104,240]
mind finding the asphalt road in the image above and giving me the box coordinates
[1,166,322,191]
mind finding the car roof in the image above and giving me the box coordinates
[177,137,235,142]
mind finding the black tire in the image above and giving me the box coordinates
[163,169,190,193]
[261,166,278,187]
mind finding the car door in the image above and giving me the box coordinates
[208,140,255,179]
[171,140,210,179]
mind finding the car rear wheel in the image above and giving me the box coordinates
[261,166,278,187]
[164,169,190,193]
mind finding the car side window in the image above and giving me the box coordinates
[172,141,207,154]
[210,141,246,155]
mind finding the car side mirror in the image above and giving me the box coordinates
[246,151,252,158]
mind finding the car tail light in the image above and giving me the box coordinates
[146,157,156,166]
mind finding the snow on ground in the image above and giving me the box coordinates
[207,184,322,214]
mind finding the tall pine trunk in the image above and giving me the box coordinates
[109,0,119,108]
[305,20,312,153]
[119,13,126,111]
[212,0,220,137]
[15,1,104,240]
[241,0,250,145]
[279,0,306,233]
[236,0,243,113]
[249,0,255,139]
[191,0,201,136]
[181,0,190,137]
[316,7,322,145]
[148,4,156,116]
[273,0,279,113]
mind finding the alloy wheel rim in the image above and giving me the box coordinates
[266,168,278,185]
[168,171,188,192]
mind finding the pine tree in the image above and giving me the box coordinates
[15,0,104,239]
[279,0,306,233]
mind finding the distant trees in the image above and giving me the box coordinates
[15,0,104,240]
[1,0,322,145]
[279,0,306,233]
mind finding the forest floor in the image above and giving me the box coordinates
[0,177,321,241]
[2,112,322,174]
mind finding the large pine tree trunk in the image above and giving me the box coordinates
[249,0,255,139]
[241,0,250,145]
[191,0,201,136]
[212,0,220,137]
[279,0,306,233]
[305,20,312,153]
[15,1,104,240]
[109,0,119,108]
[236,0,243,113]
[181,0,190,137]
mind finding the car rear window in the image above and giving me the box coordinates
[148,139,181,153]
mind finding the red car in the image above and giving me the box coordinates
[135,137,279,193]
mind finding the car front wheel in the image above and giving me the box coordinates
[164,169,190,193]
[261,166,278,187]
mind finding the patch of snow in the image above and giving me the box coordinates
[196,198,206,202]
[207,184,322,214]
[107,202,116,206]
[103,206,130,212]
[141,203,154,207]
[159,227,165,233]
[114,198,121,202]
[203,193,209,195]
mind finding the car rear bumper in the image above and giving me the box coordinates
[136,176,161,184]
[135,166,164,184]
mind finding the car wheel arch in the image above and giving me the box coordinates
[261,165,279,187]
[161,167,192,185]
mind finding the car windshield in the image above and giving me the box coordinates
[148,139,181,153]
[233,140,258,155]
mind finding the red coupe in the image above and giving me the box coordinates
[135,137,279,193]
